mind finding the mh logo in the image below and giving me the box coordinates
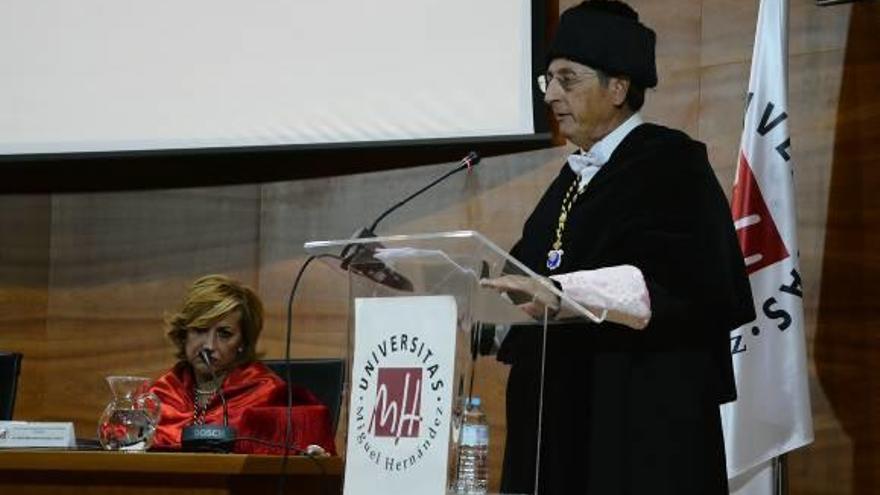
[369,367,423,444]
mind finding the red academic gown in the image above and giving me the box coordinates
[149,361,336,455]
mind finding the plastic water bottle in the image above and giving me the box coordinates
[454,396,489,494]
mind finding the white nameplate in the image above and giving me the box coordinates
[0,421,76,448]
[344,295,457,495]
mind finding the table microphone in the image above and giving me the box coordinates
[181,350,236,453]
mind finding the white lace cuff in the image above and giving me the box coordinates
[550,265,652,330]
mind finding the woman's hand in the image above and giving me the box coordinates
[480,274,561,320]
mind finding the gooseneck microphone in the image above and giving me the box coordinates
[340,151,482,291]
[199,350,230,428]
[366,151,481,234]
[180,350,236,453]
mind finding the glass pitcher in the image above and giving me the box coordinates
[97,375,161,451]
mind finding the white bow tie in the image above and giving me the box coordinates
[567,149,606,183]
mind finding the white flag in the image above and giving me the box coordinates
[720,0,813,481]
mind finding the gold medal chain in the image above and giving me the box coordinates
[551,178,583,251]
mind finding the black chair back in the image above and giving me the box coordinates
[0,352,23,420]
[263,358,345,432]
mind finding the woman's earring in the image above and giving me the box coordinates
[237,346,244,353]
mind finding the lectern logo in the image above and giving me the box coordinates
[352,333,446,473]
[369,367,422,442]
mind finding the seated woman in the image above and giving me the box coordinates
[148,274,335,454]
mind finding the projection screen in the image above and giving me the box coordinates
[0,0,541,156]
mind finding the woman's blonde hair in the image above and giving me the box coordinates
[165,274,264,364]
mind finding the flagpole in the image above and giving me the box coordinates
[772,454,787,495]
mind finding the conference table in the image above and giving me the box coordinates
[0,450,342,494]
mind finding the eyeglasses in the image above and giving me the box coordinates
[537,70,598,94]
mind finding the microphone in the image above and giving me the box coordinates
[180,349,237,453]
[366,151,480,235]
[340,151,481,291]
[199,350,230,428]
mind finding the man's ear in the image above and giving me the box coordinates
[609,76,631,108]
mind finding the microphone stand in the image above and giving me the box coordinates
[181,350,236,453]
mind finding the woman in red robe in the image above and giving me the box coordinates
[148,274,335,455]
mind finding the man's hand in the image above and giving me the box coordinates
[480,274,561,320]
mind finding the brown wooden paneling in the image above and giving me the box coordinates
[811,3,880,495]
[0,195,50,421]
[702,0,851,68]
[698,61,750,190]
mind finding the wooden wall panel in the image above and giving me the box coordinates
[702,0,851,70]
[0,195,50,420]
[698,61,750,188]
[636,0,703,137]
[702,0,758,67]
[811,3,880,494]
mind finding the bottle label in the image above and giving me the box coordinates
[460,424,488,447]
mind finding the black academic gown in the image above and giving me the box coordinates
[498,123,755,495]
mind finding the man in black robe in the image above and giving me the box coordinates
[480,1,755,493]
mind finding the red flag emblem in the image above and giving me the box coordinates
[731,151,789,275]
